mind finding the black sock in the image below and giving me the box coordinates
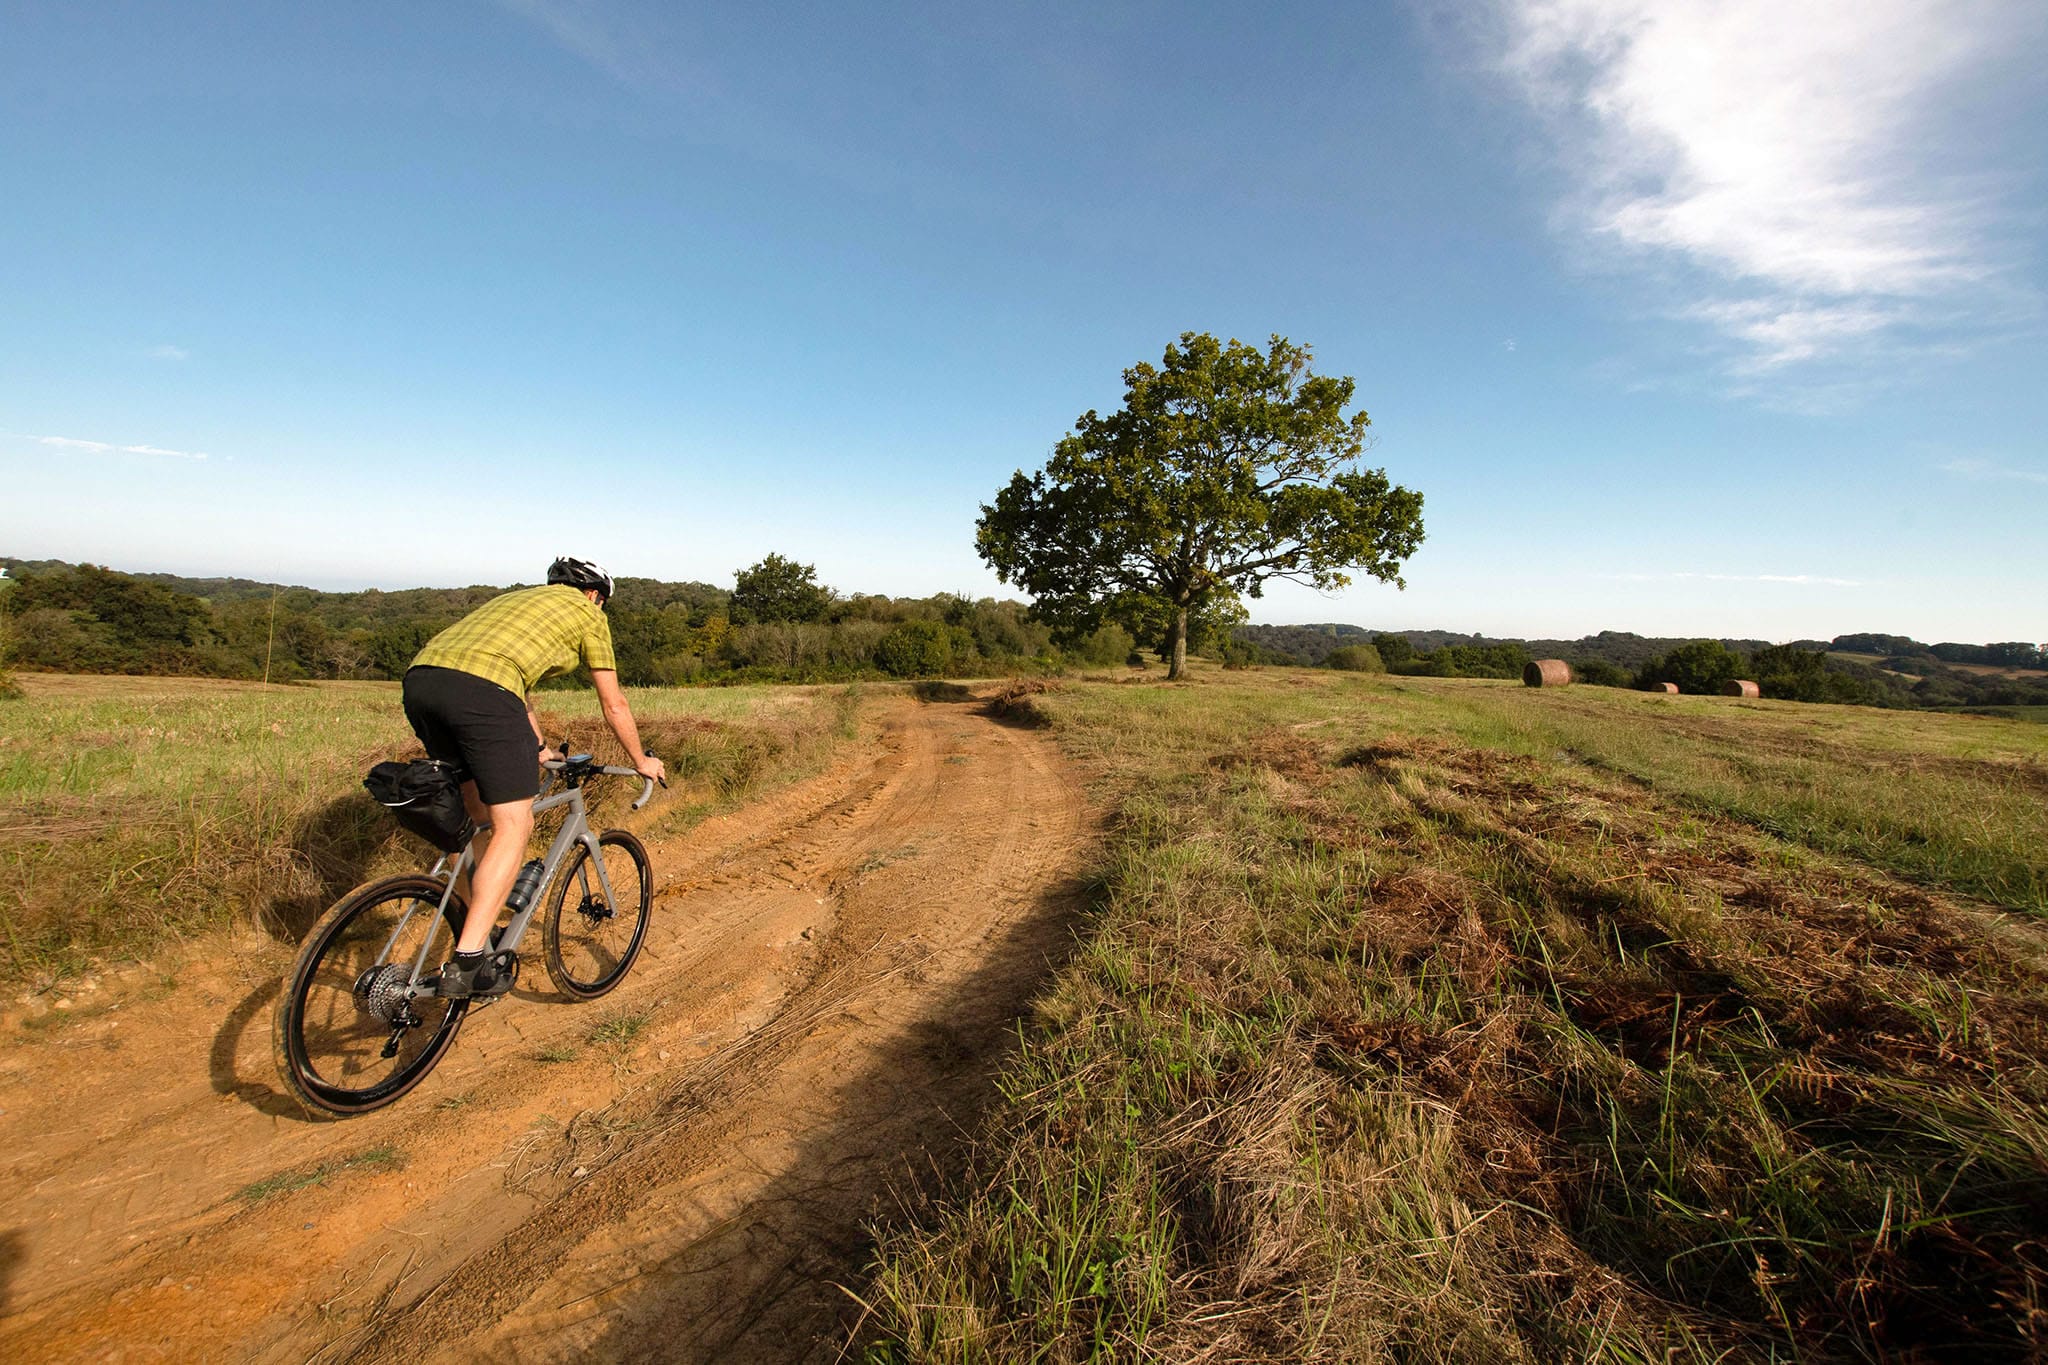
[452,949,485,966]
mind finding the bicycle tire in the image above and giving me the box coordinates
[274,874,471,1116]
[543,830,652,1000]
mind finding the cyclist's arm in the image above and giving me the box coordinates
[525,699,558,763]
[590,669,665,782]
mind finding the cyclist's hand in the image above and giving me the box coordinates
[539,745,562,765]
[635,752,667,785]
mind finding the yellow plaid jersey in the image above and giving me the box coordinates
[410,584,617,697]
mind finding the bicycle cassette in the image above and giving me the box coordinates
[353,963,416,1024]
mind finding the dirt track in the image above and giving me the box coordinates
[0,691,1092,1362]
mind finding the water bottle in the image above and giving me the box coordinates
[506,859,546,911]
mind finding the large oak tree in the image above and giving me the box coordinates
[976,333,1425,679]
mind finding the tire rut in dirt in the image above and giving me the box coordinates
[0,695,1090,1364]
[346,697,1091,1363]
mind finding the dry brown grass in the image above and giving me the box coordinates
[859,673,2048,1362]
[0,676,865,991]
[979,677,1066,728]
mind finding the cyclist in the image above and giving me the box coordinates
[401,556,666,998]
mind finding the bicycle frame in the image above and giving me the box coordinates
[382,779,620,996]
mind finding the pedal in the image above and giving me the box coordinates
[476,949,520,999]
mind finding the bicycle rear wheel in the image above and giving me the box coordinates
[543,830,652,1000]
[274,874,470,1115]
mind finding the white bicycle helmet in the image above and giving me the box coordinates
[546,556,614,603]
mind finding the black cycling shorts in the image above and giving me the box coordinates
[401,666,540,807]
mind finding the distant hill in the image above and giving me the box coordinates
[1237,624,1773,671]
[1233,622,2048,712]
[1240,623,2041,670]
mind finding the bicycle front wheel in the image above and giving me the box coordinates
[543,830,652,1000]
[274,874,470,1115]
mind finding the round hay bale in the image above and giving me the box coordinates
[1649,681,1680,694]
[1721,679,1761,698]
[1523,659,1572,688]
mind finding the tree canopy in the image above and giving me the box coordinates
[1640,640,1746,695]
[975,333,1425,678]
[729,553,833,624]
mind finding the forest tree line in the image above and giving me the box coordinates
[1233,624,2048,710]
[0,557,1132,685]
[3,557,2039,711]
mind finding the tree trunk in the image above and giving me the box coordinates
[1166,608,1189,680]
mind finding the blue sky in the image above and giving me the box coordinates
[2,1,2042,644]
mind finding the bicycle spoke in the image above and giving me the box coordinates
[276,876,469,1113]
[544,831,651,999]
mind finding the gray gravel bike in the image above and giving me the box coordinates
[274,751,658,1115]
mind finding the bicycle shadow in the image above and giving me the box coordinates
[209,791,397,1122]
[206,975,310,1120]
[0,1227,22,1317]
[209,966,552,1123]
[214,792,593,1120]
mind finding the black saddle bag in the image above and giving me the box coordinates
[364,759,476,853]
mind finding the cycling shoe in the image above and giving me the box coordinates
[436,950,518,1000]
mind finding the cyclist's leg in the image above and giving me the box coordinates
[457,796,531,953]
[448,778,490,907]
[402,666,541,954]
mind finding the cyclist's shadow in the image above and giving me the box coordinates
[0,1227,21,1318]
[209,791,392,1121]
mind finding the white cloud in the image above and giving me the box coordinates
[497,0,641,88]
[8,432,210,460]
[495,0,717,101]
[1598,570,1864,587]
[145,344,189,361]
[1941,456,2048,486]
[118,444,208,459]
[1483,0,2035,373]
[1686,299,1897,371]
[1677,571,1863,587]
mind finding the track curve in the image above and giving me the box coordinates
[0,690,1092,1363]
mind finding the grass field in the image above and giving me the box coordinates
[1945,705,2048,724]
[0,673,862,988]
[1831,653,2048,686]
[861,668,2048,1362]
[8,666,2046,1358]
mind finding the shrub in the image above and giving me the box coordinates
[1371,631,1415,666]
[716,620,894,676]
[1640,640,1745,695]
[1070,623,1137,667]
[0,592,17,698]
[1325,643,1386,673]
[876,620,954,678]
[1392,655,1455,677]
[1572,657,1633,688]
